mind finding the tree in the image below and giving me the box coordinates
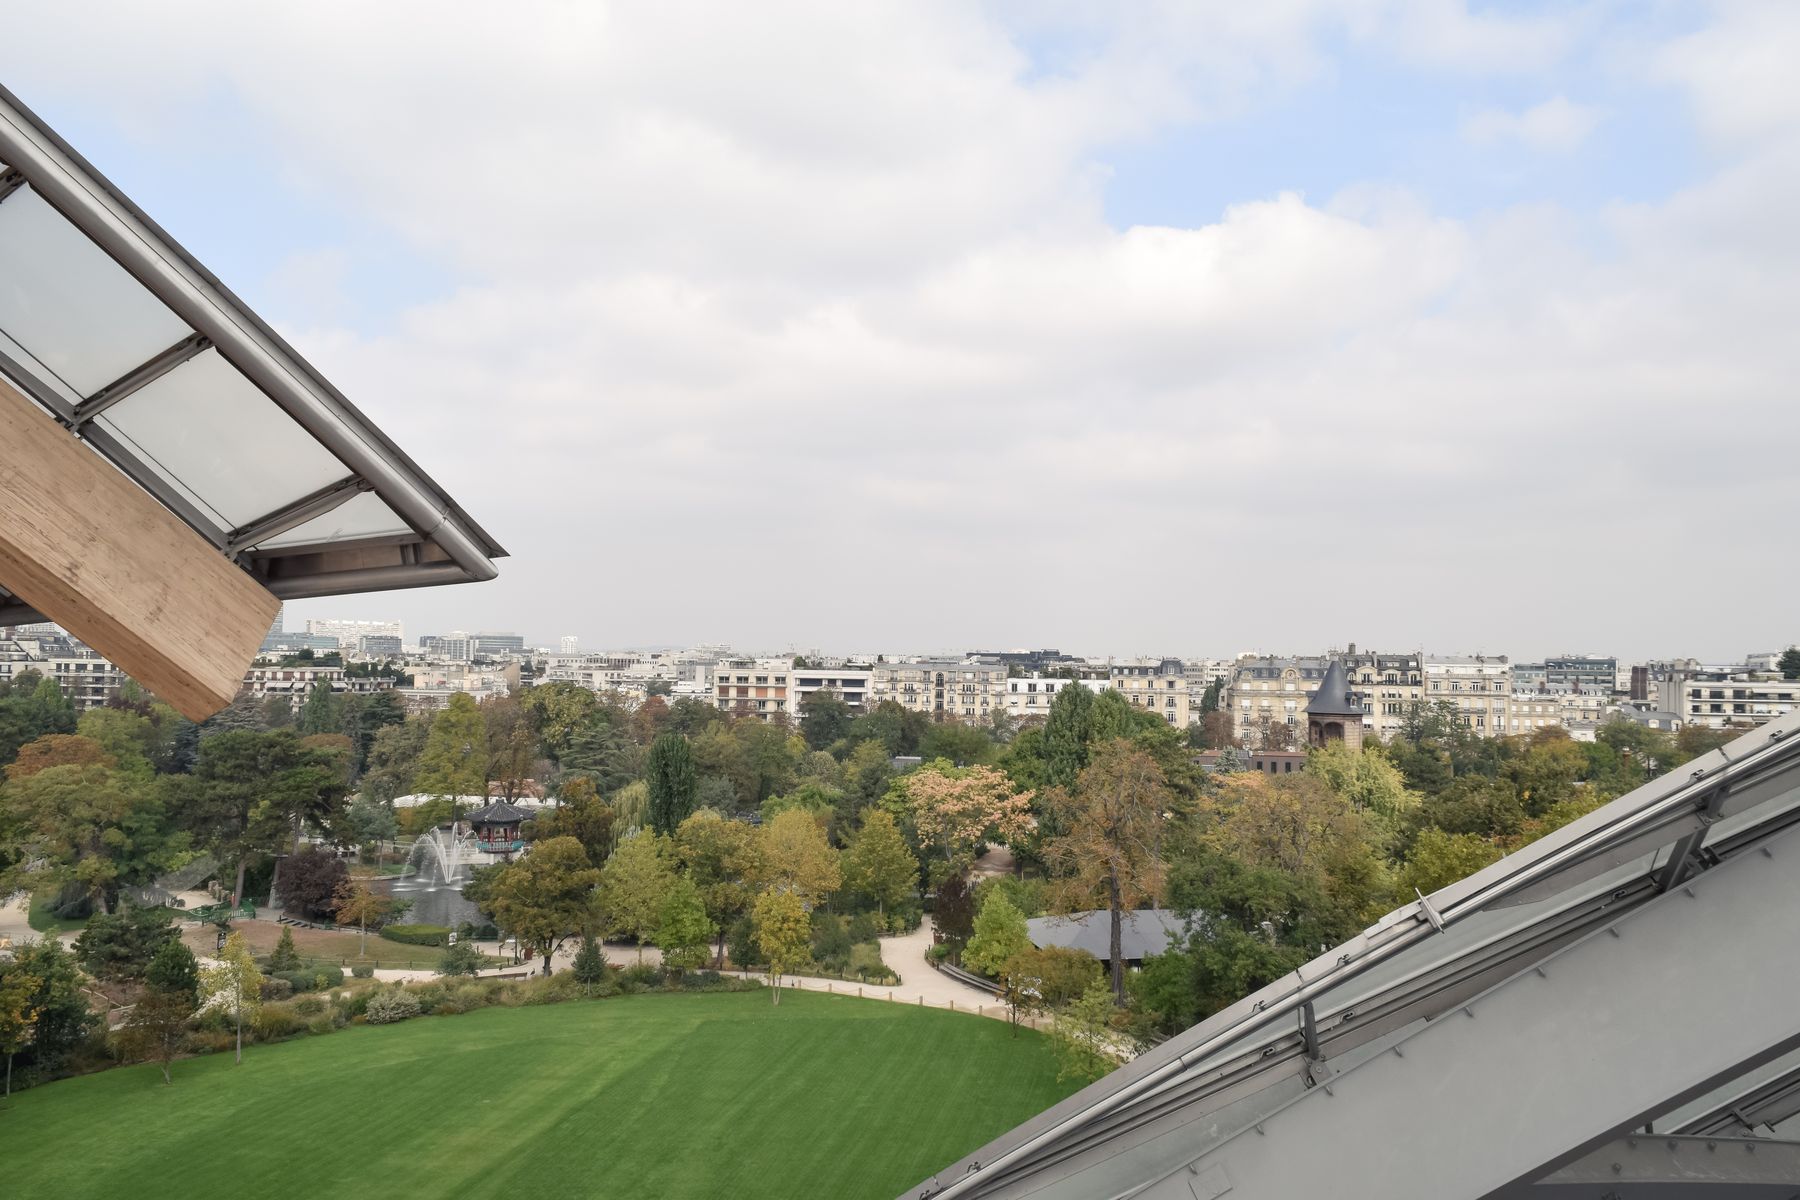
[655,877,716,974]
[339,793,398,855]
[571,935,606,995]
[4,733,114,781]
[332,875,394,957]
[519,681,602,764]
[934,870,976,946]
[752,888,811,1005]
[479,836,602,976]
[561,723,641,796]
[1781,647,1800,681]
[757,808,842,905]
[268,926,302,973]
[919,721,998,767]
[184,730,344,905]
[527,776,616,867]
[674,811,761,967]
[1049,979,1119,1084]
[1,762,182,914]
[848,700,928,757]
[0,938,90,1085]
[1397,828,1502,899]
[599,831,677,957]
[1001,945,1102,1009]
[413,693,489,810]
[482,693,539,802]
[145,938,200,1007]
[840,809,917,917]
[117,984,194,1086]
[645,733,698,836]
[964,892,1031,977]
[0,965,40,1098]
[201,932,264,1065]
[0,675,77,768]
[1042,740,1170,1002]
[903,763,1035,865]
[799,689,853,752]
[437,939,485,977]
[274,847,348,920]
[297,680,344,737]
[361,720,429,804]
[73,903,179,981]
[1041,683,1097,790]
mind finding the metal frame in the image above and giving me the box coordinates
[910,715,1800,1200]
[0,84,504,603]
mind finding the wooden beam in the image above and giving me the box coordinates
[0,376,277,721]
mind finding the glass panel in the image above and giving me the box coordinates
[253,490,413,548]
[0,187,192,396]
[99,347,350,529]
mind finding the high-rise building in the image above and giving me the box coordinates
[472,632,526,657]
[559,635,581,655]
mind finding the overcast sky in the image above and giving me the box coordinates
[11,2,1799,663]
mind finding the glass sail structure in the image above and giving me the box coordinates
[0,83,503,628]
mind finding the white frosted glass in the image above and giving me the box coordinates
[100,348,351,529]
[0,187,191,396]
[254,490,412,548]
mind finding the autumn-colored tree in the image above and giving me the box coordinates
[201,932,264,1065]
[0,966,41,1097]
[528,775,616,867]
[1043,740,1170,1002]
[752,888,811,1005]
[1208,771,1367,881]
[674,810,761,966]
[117,985,194,1086]
[1396,828,1502,899]
[903,763,1034,864]
[756,808,841,905]
[333,875,395,957]
[4,734,115,782]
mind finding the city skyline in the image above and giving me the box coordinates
[13,4,1799,664]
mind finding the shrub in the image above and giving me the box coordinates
[293,996,325,1017]
[276,966,345,993]
[307,1016,338,1037]
[846,912,883,944]
[437,939,485,977]
[811,913,854,970]
[677,970,724,991]
[276,847,349,920]
[381,924,451,947]
[251,1004,305,1042]
[365,989,422,1025]
[619,963,661,992]
[351,964,374,979]
[259,977,295,1002]
[848,943,888,982]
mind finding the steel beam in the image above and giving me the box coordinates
[0,167,23,205]
[72,332,210,427]
[225,475,365,554]
[1522,1134,1800,1198]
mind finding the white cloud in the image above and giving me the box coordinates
[6,2,1798,660]
[1461,96,1602,152]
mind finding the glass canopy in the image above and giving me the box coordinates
[0,85,503,617]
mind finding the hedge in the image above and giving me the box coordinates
[277,966,346,993]
[381,924,452,947]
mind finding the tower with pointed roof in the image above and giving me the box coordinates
[1305,659,1365,750]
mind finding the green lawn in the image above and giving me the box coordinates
[26,889,88,934]
[0,990,1073,1200]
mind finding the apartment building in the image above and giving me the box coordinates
[1506,692,1610,737]
[870,659,1009,722]
[1665,668,1799,730]
[419,633,473,662]
[1344,648,1424,740]
[243,663,396,710]
[713,658,793,719]
[1227,655,1331,746]
[1110,658,1190,727]
[0,630,127,710]
[1423,654,1512,735]
[790,667,873,714]
[1003,673,1103,721]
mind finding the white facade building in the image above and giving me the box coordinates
[305,618,403,650]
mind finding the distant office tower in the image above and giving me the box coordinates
[472,632,526,657]
[560,635,581,655]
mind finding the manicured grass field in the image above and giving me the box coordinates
[0,990,1074,1200]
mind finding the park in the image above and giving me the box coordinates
[0,988,1072,1200]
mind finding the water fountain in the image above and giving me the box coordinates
[385,825,488,929]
